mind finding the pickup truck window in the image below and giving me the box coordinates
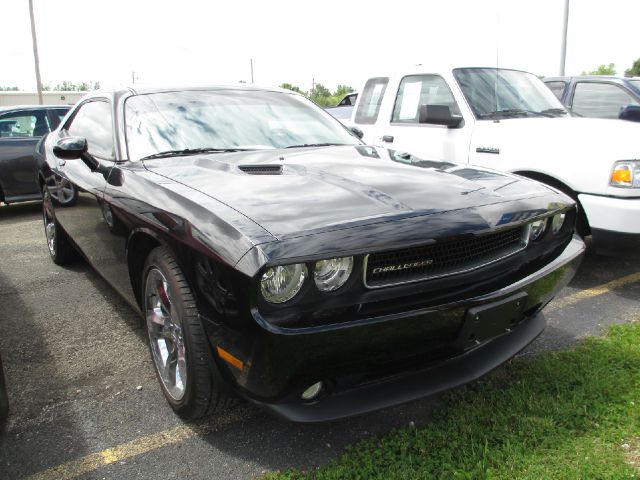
[355,78,388,125]
[392,75,460,123]
[454,68,566,119]
[545,81,567,101]
[572,82,639,119]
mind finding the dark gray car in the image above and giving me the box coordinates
[544,76,640,121]
[0,105,70,204]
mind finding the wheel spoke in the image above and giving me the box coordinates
[162,345,178,383]
[155,279,172,314]
[147,308,165,327]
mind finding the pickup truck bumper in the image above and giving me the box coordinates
[237,235,585,422]
[579,193,640,252]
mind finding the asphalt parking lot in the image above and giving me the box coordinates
[0,201,638,480]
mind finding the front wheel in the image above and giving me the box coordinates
[143,247,230,419]
[42,186,76,265]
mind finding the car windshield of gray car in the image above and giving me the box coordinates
[126,90,360,161]
[453,68,569,120]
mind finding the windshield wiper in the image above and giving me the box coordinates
[284,143,349,149]
[540,108,568,116]
[141,147,253,160]
[479,109,553,119]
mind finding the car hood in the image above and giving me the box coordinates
[142,146,552,239]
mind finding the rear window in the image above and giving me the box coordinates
[355,78,388,125]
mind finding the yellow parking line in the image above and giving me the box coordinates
[24,273,640,480]
[26,406,254,480]
[547,271,640,312]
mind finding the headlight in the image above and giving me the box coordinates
[610,160,640,188]
[260,264,307,303]
[314,256,354,292]
[529,218,547,241]
[551,213,566,234]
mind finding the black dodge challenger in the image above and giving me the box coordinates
[36,86,585,422]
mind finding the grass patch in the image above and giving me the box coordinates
[267,323,640,479]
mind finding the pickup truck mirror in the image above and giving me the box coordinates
[418,105,463,128]
[349,126,364,139]
[618,104,640,122]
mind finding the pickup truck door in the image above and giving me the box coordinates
[356,74,472,164]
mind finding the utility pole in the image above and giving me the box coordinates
[250,59,254,84]
[28,0,43,105]
[559,0,570,76]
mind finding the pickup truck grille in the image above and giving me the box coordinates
[364,226,528,288]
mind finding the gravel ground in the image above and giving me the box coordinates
[0,201,638,480]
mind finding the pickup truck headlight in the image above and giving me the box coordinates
[610,161,640,188]
[314,256,354,292]
[260,264,307,303]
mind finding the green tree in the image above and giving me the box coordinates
[279,83,305,94]
[581,63,616,76]
[333,85,354,98]
[0,86,20,91]
[624,58,640,77]
[310,83,334,106]
[53,80,100,91]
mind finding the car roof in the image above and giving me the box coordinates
[81,84,296,100]
[0,105,71,114]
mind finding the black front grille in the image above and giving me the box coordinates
[365,226,526,288]
[239,165,283,175]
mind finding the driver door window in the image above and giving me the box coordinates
[0,110,50,138]
[66,100,115,159]
[392,75,460,124]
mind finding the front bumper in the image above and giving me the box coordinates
[579,193,640,234]
[211,236,585,422]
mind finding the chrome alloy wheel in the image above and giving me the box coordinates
[145,268,187,401]
[42,190,57,256]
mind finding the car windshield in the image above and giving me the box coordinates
[125,89,359,160]
[453,68,568,119]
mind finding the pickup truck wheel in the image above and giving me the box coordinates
[143,247,230,420]
[42,186,76,265]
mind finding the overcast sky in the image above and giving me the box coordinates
[2,0,638,92]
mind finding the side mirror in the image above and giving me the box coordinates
[349,126,364,139]
[618,104,640,122]
[53,136,99,171]
[53,137,87,159]
[418,105,463,128]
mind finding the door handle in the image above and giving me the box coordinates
[382,135,394,143]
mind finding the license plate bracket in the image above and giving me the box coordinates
[456,292,528,350]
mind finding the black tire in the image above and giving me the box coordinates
[42,186,76,265]
[142,247,229,420]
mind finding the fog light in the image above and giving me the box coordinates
[529,219,547,241]
[551,213,566,234]
[301,381,323,401]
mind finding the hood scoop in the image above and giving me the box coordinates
[238,165,283,175]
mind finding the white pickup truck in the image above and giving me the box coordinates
[349,66,640,252]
